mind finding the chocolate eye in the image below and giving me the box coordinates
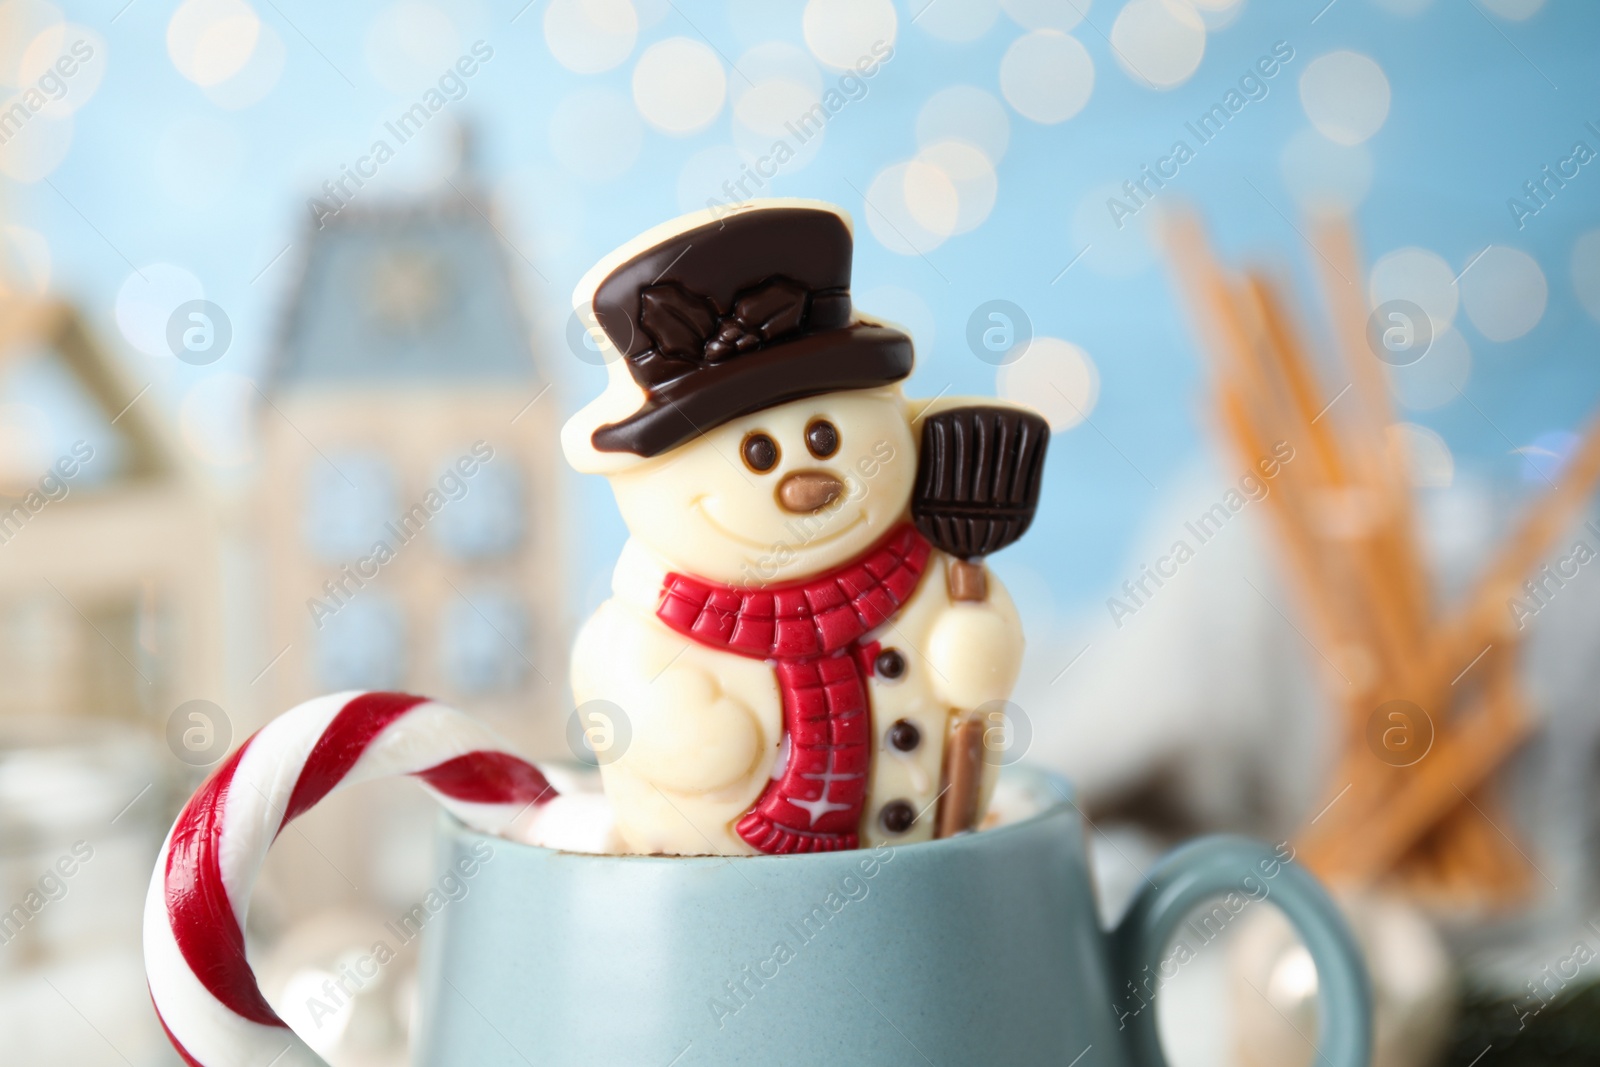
[742,432,779,473]
[805,420,839,459]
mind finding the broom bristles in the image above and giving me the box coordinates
[912,406,1049,559]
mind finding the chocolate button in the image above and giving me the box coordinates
[874,648,906,680]
[880,800,916,835]
[887,719,920,752]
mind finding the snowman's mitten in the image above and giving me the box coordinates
[926,597,1024,710]
[627,665,763,793]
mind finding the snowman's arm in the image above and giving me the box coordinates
[573,601,765,795]
[924,569,1025,711]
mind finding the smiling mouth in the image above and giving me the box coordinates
[693,498,869,552]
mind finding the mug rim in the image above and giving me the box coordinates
[443,763,1077,865]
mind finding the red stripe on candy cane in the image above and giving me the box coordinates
[164,736,285,1028]
[281,691,430,828]
[414,750,557,806]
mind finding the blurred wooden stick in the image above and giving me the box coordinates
[1158,208,1592,905]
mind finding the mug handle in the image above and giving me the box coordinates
[1106,834,1373,1067]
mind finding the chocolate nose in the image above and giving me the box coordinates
[778,471,844,513]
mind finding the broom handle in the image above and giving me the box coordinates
[947,557,988,602]
[937,554,990,837]
[936,714,987,837]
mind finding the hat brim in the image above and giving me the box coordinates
[591,323,912,458]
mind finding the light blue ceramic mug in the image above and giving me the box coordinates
[414,767,1371,1066]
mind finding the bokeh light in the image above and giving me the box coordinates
[999,30,1094,124]
[1459,245,1547,342]
[167,0,261,88]
[863,160,958,255]
[1571,229,1600,324]
[1369,246,1459,333]
[1518,428,1577,484]
[733,40,823,102]
[0,0,63,88]
[997,336,1100,430]
[1109,0,1207,90]
[1190,0,1246,29]
[802,0,897,71]
[917,84,1010,164]
[916,139,997,234]
[732,47,826,174]
[114,264,205,359]
[0,110,71,182]
[632,37,725,135]
[544,0,637,75]
[732,80,825,171]
[17,22,105,116]
[630,0,668,28]
[1299,50,1391,145]
[203,20,284,109]
[1389,422,1454,488]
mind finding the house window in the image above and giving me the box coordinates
[433,458,523,560]
[440,590,528,694]
[314,594,405,691]
[302,452,396,562]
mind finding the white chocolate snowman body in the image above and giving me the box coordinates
[569,387,1024,855]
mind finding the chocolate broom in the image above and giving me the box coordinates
[911,406,1050,837]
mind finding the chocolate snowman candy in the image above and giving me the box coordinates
[563,199,1048,856]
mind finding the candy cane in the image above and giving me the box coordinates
[144,691,567,1067]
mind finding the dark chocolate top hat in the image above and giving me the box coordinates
[587,205,913,457]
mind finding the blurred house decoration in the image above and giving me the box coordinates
[0,296,214,1063]
[257,144,563,760]
[0,296,223,726]
[1163,213,1600,908]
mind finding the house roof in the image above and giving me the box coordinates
[0,298,176,486]
[269,191,540,391]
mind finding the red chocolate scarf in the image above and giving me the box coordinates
[656,525,931,854]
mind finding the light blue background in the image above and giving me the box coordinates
[16,0,1600,629]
